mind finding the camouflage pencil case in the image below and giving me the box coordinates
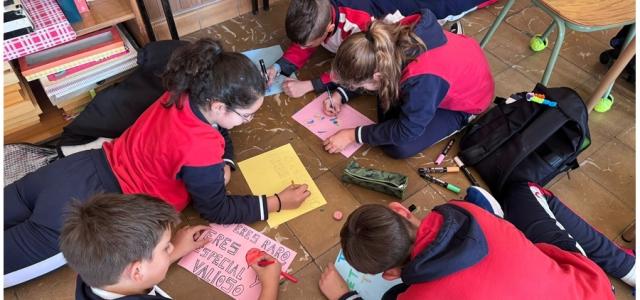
[341,160,408,199]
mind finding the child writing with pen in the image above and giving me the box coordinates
[322,9,494,159]
[4,39,310,287]
[60,194,284,300]
[265,0,498,99]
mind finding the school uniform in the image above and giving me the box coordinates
[353,9,494,158]
[276,0,497,97]
[75,276,172,300]
[339,183,635,300]
[103,92,269,222]
[4,93,268,287]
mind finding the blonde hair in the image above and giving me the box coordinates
[332,21,426,111]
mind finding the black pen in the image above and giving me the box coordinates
[259,59,268,84]
[454,156,480,186]
[326,87,335,110]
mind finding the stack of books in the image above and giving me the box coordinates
[4,62,42,135]
[18,25,138,117]
[4,0,35,40]
[3,0,76,61]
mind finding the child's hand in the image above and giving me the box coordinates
[250,253,282,287]
[319,263,350,300]
[223,164,231,186]
[282,79,313,98]
[266,66,279,86]
[170,225,211,262]
[278,184,311,210]
[322,92,343,116]
[323,129,356,154]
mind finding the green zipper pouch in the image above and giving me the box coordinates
[341,160,408,199]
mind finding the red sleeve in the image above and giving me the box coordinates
[282,43,318,69]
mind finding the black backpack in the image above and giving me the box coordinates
[458,84,591,197]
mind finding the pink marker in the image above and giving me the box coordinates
[435,138,455,165]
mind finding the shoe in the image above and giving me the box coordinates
[465,186,504,218]
[450,21,464,35]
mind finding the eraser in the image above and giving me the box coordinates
[435,154,445,165]
[333,210,343,221]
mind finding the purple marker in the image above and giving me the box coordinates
[435,138,455,165]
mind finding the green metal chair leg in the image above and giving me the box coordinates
[480,0,517,48]
[540,17,566,85]
[598,23,636,110]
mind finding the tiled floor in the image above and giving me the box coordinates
[5,0,635,299]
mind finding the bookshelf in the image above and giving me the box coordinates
[72,0,136,36]
[4,0,152,144]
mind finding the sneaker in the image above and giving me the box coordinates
[465,186,504,218]
[450,21,464,35]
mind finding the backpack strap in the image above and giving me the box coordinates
[491,108,570,193]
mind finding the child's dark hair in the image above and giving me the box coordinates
[60,194,179,287]
[161,38,265,111]
[285,0,332,45]
[340,204,414,274]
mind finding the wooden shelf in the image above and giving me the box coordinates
[72,0,136,36]
[5,81,70,144]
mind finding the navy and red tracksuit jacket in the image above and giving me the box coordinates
[354,9,494,146]
[276,0,498,97]
[103,93,269,224]
[340,201,615,300]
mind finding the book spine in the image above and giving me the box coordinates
[73,0,89,13]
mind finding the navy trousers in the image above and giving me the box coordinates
[500,181,635,278]
[4,149,121,286]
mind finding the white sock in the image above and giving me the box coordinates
[60,137,112,157]
[621,261,636,287]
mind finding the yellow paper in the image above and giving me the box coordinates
[238,144,326,227]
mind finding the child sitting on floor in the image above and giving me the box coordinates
[60,193,282,300]
[322,10,494,158]
[269,0,497,99]
[318,184,635,299]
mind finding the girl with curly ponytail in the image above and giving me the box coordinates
[4,39,311,284]
[323,9,494,159]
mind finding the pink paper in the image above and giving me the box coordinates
[178,224,297,300]
[292,93,375,157]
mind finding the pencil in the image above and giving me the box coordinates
[326,87,335,110]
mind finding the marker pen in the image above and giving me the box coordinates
[454,156,479,186]
[435,138,455,165]
[259,59,268,84]
[419,173,461,194]
[419,167,460,173]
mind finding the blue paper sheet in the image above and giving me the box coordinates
[241,45,297,96]
[334,250,403,300]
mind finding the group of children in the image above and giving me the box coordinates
[3,0,635,299]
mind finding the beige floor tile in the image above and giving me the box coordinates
[485,50,511,75]
[458,8,497,37]
[314,244,342,271]
[549,169,633,240]
[493,68,538,99]
[587,27,623,46]
[482,23,536,65]
[504,6,553,40]
[510,51,591,93]
[287,172,362,258]
[278,262,324,300]
[557,32,611,80]
[401,186,448,219]
[485,0,533,18]
[616,126,635,151]
[328,146,428,205]
[587,102,635,140]
[9,266,77,300]
[580,140,635,206]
